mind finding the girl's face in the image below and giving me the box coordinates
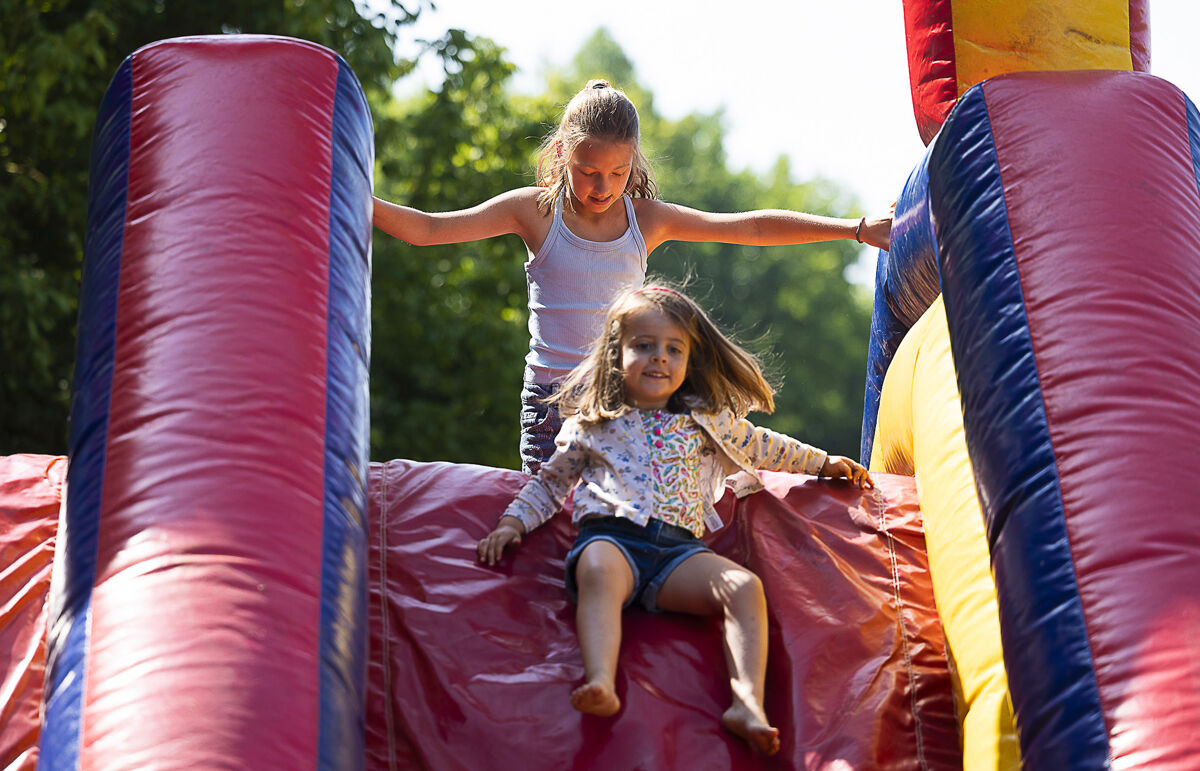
[566,138,634,216]
[619,306,690,410]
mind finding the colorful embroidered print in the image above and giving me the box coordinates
[641,410,706,536]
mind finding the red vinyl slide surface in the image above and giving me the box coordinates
[1,456,958,770]
[364,460,959,771]
[0,455,65,770]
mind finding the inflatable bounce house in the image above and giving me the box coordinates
[1,1,1198,769]
[862,0,1200,769]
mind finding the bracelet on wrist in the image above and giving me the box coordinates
[854,216,865,243]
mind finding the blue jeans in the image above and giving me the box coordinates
[564,516,713,612]
[519,379,561,475]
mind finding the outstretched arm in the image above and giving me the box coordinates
[855,216,891,251]
[638,200,891,252]
[717,413,872,489]
[372,187,541,247]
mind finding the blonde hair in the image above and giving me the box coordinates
[549,281,776,424]
[534,79,658,215]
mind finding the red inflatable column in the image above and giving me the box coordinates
[40,36,373,770]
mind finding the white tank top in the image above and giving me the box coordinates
[525,194,648,384]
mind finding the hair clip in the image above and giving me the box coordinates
[637,286,682,298]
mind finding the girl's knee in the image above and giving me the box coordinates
[721,569,765,608]
[575,542,633,591]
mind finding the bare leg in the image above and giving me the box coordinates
[571,540,634,717]
[656,552,780,755]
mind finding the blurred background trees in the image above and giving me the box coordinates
[1,0,417,452]
[2,2,873,468]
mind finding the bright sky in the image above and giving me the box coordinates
[396,1,1200,250]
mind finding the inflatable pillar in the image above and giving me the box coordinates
[932,69,1200,770]
[865,3,1181,768]
[903,0,1150,144]
[39,36,373,770]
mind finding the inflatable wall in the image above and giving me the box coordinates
[364,461,961,769]
[4,455,962,770]
[0,456,64,771]
[1,31,963,771]
[868,1,1200,768]
[36,36,373,770]
[7,2,1199,768]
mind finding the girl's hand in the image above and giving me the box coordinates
[859,215,892,252]
[819,455,874,489]
[477,516,527,565]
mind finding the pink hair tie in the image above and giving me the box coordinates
[636,286,682,298]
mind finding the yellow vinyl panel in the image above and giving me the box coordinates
[872,296,1020,769]
[952,0,1135,92]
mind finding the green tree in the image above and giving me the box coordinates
[369,30,548,466]
[4,8,873,465]
[0,0,421,454]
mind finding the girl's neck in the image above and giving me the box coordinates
[629,401,674,413]
[562,195,629,241]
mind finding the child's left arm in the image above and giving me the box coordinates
[721,413,873,488]
[720,413,827,476]
[818,455,874,489]
[640,200,892,252]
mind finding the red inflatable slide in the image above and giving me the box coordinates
[0,455,64,771]
[4,454,960,770]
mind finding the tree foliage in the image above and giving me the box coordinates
[372,28,872,467]
[0,0,421,453]
[370,30,548,465]
[4,9,872,465]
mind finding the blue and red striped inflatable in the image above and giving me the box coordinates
[41,36,372,770]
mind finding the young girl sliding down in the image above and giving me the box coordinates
[475,283,873,755]
[374,79,891,473]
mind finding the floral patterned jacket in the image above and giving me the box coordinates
[501,406,827,535]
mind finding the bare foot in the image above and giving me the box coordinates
[722,702,780,755]
[570,681,620,717]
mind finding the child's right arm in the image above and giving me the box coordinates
[372,187,542,247]
[475,421,589,564]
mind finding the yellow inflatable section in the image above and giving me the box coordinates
[951,0,1140,93]
[870,297,1020,769]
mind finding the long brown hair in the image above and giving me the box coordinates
[549,281,776,424]
[534,79,658,215]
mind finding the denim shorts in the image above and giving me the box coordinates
[519,379,562,474]
[565,516,713,612]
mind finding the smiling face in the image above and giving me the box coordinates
[566,138,634,215]
[620,306,691,410]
